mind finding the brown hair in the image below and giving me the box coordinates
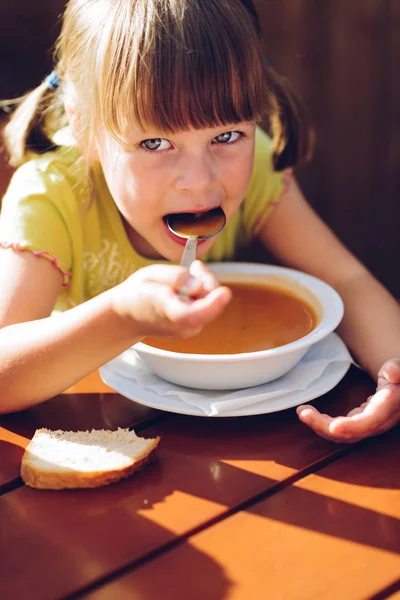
[1,0,312,170]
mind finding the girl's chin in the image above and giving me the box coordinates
[135,242,184,262]
[157,240,212,264]
[131,227,216,263]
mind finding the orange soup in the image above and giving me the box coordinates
[144,282,318,354]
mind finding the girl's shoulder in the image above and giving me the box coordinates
[4,127,88,209]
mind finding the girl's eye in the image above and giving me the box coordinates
[213,131,241,144]
[140,138,171,151]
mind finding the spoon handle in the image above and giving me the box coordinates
[180,235,198,268]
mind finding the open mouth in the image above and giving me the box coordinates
[163,209,212,246]
[164,207,225,243]
[163,207,218,224]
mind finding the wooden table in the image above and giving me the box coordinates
[0,366,399,600]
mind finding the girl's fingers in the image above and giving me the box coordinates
[178,275,203,297]
[189,260,221,292]
[346,402,368,417]
[136,262,224,300]
[179,260,225,299]
[297,383,400,442]
[134,264,191,291]
[296,405,344,442]
[165,285,231,328]
[378,358,400,384]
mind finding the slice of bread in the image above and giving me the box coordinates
[21,427,160,490]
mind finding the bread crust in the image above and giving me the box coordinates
[21,434,160,490]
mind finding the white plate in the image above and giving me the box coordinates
[100,334,351,417]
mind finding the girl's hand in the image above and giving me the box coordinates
[112,260,231,339]
[296,358,400,442]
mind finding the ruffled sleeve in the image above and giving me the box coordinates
[0,152,81,285]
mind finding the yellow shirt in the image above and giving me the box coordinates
[0,127,284,310]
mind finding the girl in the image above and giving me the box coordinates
[0,0,399,442]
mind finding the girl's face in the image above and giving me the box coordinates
[95,121,256,261]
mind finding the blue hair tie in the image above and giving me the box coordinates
[44,70,60,91]
[263,58,270,67]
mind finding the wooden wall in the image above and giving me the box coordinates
[256,0,400,297]
[1,1,399,296]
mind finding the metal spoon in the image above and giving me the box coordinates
[166,207,226,268]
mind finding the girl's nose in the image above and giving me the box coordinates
[174,152,216,193]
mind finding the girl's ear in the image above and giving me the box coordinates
[64,102,99,162]
[64,102,80,138]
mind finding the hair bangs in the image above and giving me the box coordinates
[97,0,268,146]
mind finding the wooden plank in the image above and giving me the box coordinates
[91,426,400,600]
[0,438,26,493]
[62,370,114,394]
[0,369,375,600]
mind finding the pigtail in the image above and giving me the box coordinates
[264,65,314,171]
[0,73,65,168]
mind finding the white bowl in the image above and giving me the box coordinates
[131,263,344,390]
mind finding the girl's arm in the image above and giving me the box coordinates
[0,249,230,413]
[258,174,400,441]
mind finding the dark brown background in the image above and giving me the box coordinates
[1,0,399,296]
